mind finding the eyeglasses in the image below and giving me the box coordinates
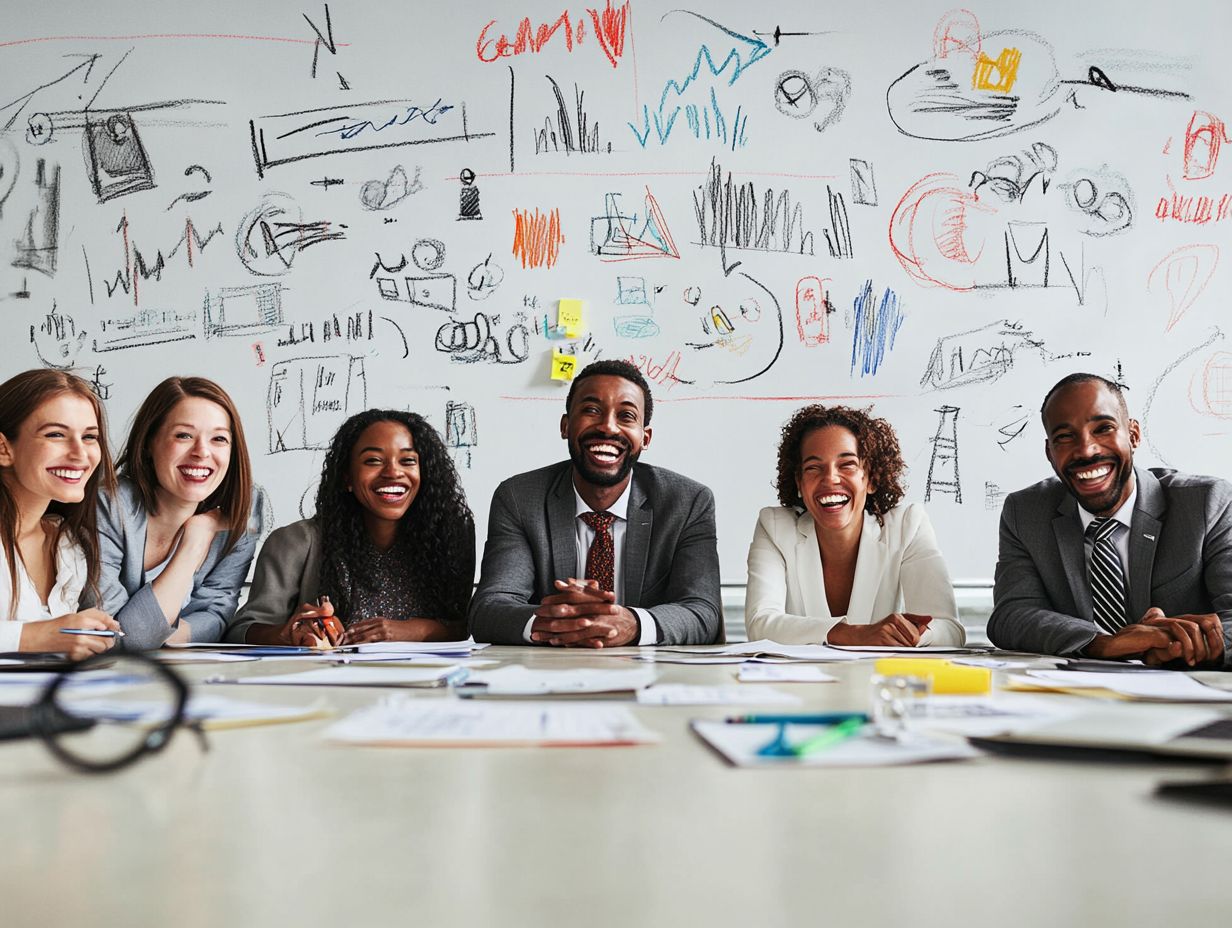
[33,651,209,773]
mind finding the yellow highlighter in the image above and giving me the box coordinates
[873,658,991,695]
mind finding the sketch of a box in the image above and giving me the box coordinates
[268,356,367,453]
[204,284,285,338]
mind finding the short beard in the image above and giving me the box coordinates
[1066,457,1133,515]
[569,438,639,488]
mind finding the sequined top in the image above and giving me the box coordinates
[334,541,432,625]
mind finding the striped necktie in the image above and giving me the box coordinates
[1086,517,1127,633]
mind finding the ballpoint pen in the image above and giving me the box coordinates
[791,717,867,757]
[725,712,868,725]
[60,628,126,638]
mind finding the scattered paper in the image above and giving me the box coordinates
[217,665,468,688]
[736,664,837,683]
[463,665,656,696]
[637,684,801,706]
[659,639,867,662]
[325,699,659,746]
[556,298,584,337]
[551,349,578,381]
[152,651,258,664]
[691,720,979,767]
[61,694,331,729]
[1014,670,1232,703]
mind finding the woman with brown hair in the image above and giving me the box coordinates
[0,369,122,660]
[95,376,267,649]
[745,404,965,646]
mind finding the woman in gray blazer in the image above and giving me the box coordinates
[95,377,266,649]
[230,409,474,647]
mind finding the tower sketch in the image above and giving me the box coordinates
[925,406,962,503]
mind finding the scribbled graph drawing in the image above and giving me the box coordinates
[612,277,659,338]
[628,11,769,148]
[850,281,904,377]
[236,194,345,276]
[849,159,877,207]
[268,356,367,453]
[445,400,478,469]
[435,311,530,364]
[985,482,1004,511]
[823,187,852,258]
[249,98,493,178]
[102,214,225,304]
[476,2,630,69]
[795,276,832,347]
[925,406,962,503]
[512,207,564,269]
[773,67,851,133]
[12,159,59,276]
[85,113,155,203]
[203,285,285,338]
[590,191,680,261]
[694,159,814,266]
[920,320,1049,390]
[457,168,482,220]
[93,307,198,352]
[29,305,86,369]
[359,165,422,210]
[534,76,611,155]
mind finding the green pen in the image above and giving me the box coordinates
[792,716,866,757]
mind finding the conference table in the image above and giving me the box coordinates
[3,646,1230,928]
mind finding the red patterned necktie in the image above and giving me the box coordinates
[580,511,616,593]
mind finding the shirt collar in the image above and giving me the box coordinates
[1077,481,1138,534]
[573,477,632,522]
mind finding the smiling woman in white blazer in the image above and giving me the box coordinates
[746,405,964,646]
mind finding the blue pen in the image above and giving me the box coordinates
[60,628,126,638]
[725,712,868,725]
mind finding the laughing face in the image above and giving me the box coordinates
[1043,380,1139,516]
[0,393,102,507]
[561,375,652,492]
[151,397,233,509]
[796,425,871,537]
[348,420,420,534]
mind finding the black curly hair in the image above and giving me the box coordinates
[314,409,475,628]
[774,404,907,521]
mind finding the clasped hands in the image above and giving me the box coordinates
[1087,608,1226,667]
[530,578,639,648]
[280,600,444,648]
[826,613,932,647]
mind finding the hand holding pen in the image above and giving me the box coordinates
[285,596,344,649]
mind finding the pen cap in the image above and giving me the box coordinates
[872,659,991,695]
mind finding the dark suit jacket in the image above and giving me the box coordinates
[989,467,1232,667]
[468,461,722,645]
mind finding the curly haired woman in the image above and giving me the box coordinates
[231,410,475,646]
[745,405,964,646]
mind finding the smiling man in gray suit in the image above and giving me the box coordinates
[989,373,1232,668]
[468,359,722,647]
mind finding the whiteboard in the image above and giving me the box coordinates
[1,0,1229,583]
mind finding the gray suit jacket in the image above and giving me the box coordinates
[227,519,322,643]
[468,461,722,645]
[989,467,1232,667]
[92,478,268,650]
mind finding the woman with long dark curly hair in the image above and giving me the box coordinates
[745,404,964,646]
[230,409,475,646]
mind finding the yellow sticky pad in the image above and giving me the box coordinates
[550,350,578,381]
[873,658,991,695]
[557,299,584,338]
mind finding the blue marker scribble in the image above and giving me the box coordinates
[317,100,455,141]
[850,281,905,377]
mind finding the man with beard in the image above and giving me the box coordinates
[988,373,1232,667]
[468,360,722,646]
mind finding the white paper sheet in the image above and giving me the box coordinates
[217,665,468,688]
[462,665,657,695]
[324,699,659,746]
[637,684,801,706]
[658,639,868,662]
[690,720,979,766]
[736,664,838,683]
[1019,670,1232,702]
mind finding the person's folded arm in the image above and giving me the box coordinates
[177,524,260,644]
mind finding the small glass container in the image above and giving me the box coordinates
[868,673,931,741]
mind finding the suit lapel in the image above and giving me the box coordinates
[622,470,651,607]
[1128,467,1164,622]
[845,514,885,623]
[1053,494,1093,622]
[795,512,831,619]
[548,466,577,586]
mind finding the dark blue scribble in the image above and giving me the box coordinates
[317,101,456,140]
[850,280,905,377]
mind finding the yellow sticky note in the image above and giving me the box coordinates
[557,299,584,338]
[551,350,578,381]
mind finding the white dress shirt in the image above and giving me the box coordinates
[0,525,89,652]
[523,479,658,645]
[1078,482,1137,619]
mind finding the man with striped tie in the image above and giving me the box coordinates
[988,373,1232,668]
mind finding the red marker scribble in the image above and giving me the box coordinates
[1147,244,1220,331]
[889,173,994,290]
[253,343,266,366]
[795,276,831,347]
[1183,111,1230,181]
[1196,351,1232,419]
[1155,190,1232,225]
[512,207,565,269]
[933,8,982,61]
[476,2,628,67]
[627,349,683,389]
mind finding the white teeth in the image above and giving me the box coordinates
[376,485,407,496]
[817,494,849,505]
[588,443,621,460]
[1075,465,1112,480]
[49,468,84,479]
[180,467,211,478]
